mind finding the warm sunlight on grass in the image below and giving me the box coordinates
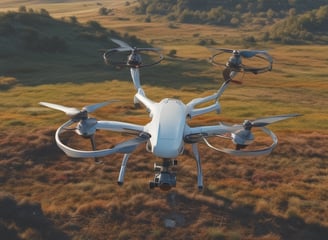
[0,1,327,239]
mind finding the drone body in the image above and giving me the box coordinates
[40,39,300,191]
[144,98,186,158]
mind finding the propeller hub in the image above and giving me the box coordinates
[233,50,240,55]
[102,38,163,68]
[243,120,252,130]
[75,118,98,137]
[72,110,88,122]
[127,52,142,67]
[232,129,254,146]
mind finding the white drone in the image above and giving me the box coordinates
[40,39,299,191]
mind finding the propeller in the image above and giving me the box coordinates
[231,114,301,149]
[210,47,273,76]
[102,38,163,68]
[203,114,301,156]
[215,48,271,59]
[111,38,161,52]
[39,101,117,120]
[40,100,118,163]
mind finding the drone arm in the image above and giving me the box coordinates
[189,102,221,118]
[187,93,221,118]
[134,88,156,112]
[96,120,145,134]
[187,80,230,118]
[186,124,241,137]
[130,68,141,90]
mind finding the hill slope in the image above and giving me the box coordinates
[0,10,148,86]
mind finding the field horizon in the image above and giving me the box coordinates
[0,1,327,239]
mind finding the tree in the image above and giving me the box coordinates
[39,8,50,16]
[18,6,27,13]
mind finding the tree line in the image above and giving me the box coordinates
[134,0,327,22]
[134,0,328,43]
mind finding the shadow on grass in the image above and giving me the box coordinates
[0,192,70,240]
[1,53,215,92]
[169,189,328,240]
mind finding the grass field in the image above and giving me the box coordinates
[0,1,328,240]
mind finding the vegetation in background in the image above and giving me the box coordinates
[267,5,328,43]
[134,0,328,43]
[0,8,150,86]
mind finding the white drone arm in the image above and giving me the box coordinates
[96,120,144,134]
[186,80,230,118]
[185,123,241,137]
[188,101,220,118]
[130,68,142,90]
[186,114,300,157]
[134,88,156,112]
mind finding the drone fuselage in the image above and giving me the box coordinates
[144,98,186,158]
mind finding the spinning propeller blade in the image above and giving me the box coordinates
[111,38,161,52]
[247,113,302,128]
[111,38,134,51]
[239,50,268,58]
[213,48,234,53]
[40,100,118,119]
[39,102,80,117]
[213,48,269,58]
[83,100,118,113]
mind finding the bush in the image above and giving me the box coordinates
[168,49,177,57]
[144,15,151,22]
[18,6,27,13]
[98,7,112,16]
[86,20,105,31]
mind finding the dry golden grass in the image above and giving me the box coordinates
[0,1,328,239]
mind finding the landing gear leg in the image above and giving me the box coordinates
[117,153,130,186]
[192,143,203,190]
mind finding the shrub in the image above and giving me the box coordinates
[99,7,108,16]
[18,6,27,13]
[39,8,50,16]
[144,15,151,22]
[168,49,177,57]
